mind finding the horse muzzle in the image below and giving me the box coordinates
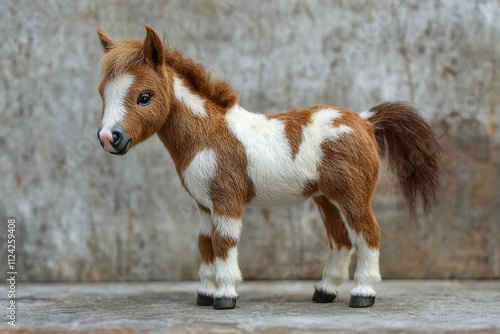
[97,124,132,155]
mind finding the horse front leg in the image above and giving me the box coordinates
[211,210,243,310]
[196,205,217,306]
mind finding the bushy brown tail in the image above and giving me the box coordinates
[367,101,442,216]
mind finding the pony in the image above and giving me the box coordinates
[96,26,441,310]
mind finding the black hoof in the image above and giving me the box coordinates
[196,293,214,306]
[312,288,336,303]
[349,295,376,308]
[213,297,237,310]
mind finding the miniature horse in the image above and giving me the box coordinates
[96,26,441,310]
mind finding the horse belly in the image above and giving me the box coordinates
[246,158,313,207]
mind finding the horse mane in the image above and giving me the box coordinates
[164,44,239,109]
[99,39,239,109]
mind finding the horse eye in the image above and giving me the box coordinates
[138,92,153,106]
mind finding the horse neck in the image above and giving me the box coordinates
[157,79,229,174]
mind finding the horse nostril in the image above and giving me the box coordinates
[111,130,122,146]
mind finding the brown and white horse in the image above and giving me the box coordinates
[96,26,441,310]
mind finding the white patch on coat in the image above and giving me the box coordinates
[101,73,135,129]
[315,243,353,295]
[198,262,217,296]
[295,109,353,175]
[213,215,242,241]
[332,201,381,297]
[214,248,242,299]
[173,75,207,117]
[225,105,353,207]
[359,110,374,120]
[182,149,217,210]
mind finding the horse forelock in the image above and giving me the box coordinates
[99,39,144,79]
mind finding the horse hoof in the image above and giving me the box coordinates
[349,295,375,308]
[196,293,214,306]
[213,297,237,310]
[312,288,336,303]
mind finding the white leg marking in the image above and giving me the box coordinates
[332,201,381,297]
[101,73,135,129]
[214,248,242,299]
[225,105,353,207]
[350,245,380,297]
[316,245,353,295]
[197,209,216,296]
[213,215,242,241]
[182,149,217,210]
[198,262,217,296]
[212,215,242,299]
[173,75,207,118]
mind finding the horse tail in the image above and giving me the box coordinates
[365,101,442,216]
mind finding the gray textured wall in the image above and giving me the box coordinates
[1,0,499,281]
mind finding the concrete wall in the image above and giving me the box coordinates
[1,0,499,281]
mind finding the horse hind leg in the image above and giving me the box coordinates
[312,196,354,303]
[335,200,381,308]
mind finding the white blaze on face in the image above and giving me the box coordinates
[101,73,135,130]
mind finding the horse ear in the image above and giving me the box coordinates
[144,25,164,68]
[97,28,114,53]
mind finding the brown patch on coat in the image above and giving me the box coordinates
[302,179,319,198]
[208,108,255,216]
[314,196,352,250]
[317,108,381,248]
[198,235,215,264]
[211,227,238,260]
[197,204,215,264]
[267,106,320,158]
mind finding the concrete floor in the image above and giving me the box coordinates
[1,280,499,334]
